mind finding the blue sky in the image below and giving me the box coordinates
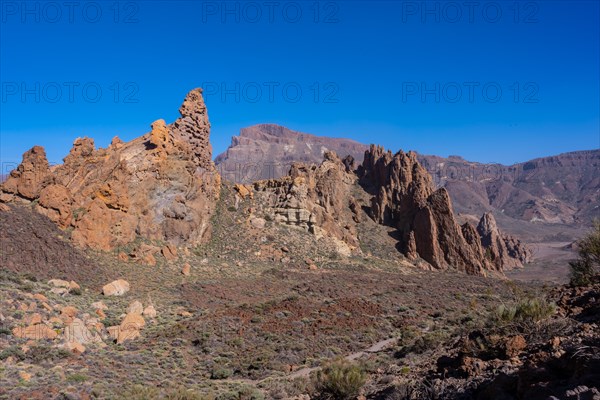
[1,0,599,172]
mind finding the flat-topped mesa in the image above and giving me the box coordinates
[214,124,369,183]
[0,88,220,251]
[359,145,529,275]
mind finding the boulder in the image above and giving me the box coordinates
[117,313,146,344]
[48,279,70,289]
[102,279,130,296]
[181,263,191,276]
[126,300,144,315]
[143,305,157,319]
[161,244,178,261]
[24,313,42,325]
[250,217,266,229]
[63,318,103,345]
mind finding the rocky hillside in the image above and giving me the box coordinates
[418,150,600,226]
[215,124,599,231]
[0,87,595,399]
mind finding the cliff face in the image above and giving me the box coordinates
[247,144,529,275]
[252,151,362,256]
[358,145,530,275]
[358,146,489,274]
[215,124,368,183]
[1,89,220,251]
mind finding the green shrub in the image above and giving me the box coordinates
[210,367,232,379]
[570,259,594,286]
[117,386,205,400]
[570,220,600,286]
[69,287,82,296]
[315,359,366,400]
[494,297,555,324]
[0,346,26,361]
[66,373,88,383]
[26,345,71,363]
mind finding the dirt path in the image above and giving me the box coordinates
[217,336,399,386]
[287,336,397,379]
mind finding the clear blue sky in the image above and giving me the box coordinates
[1,0,599,172]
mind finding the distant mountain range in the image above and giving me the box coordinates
[215,124,599,237]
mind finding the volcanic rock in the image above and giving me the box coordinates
[254,151,361,256]
[477,212,531,270]
[12,324,58,340]
[102,279,130,296]
[0,88,220,251]
[359,145,490,274]
[2,146,52,200]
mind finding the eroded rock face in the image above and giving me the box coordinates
[254,151,361,256]
[359,145,529,274]
[1,88,220,251]
[359,145,488,274]
[477,212,531,270]
[2,146,52,200]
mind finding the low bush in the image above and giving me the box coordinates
[494,297,556,324]
[569,220,600,286]
[315,358,366,400]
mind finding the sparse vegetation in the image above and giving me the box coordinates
[118,385,205,400]
[493,296,556,325]
[314,358,366,400]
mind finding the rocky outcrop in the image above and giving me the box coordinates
[359,145,489,274]
[477,212,531,270]
[1,146,52,200]
[359,145,529,274]
[0,88,220,251]
[253,151,362,256]
[215,124,368,183]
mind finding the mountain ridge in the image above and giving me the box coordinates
[215,124,599,234]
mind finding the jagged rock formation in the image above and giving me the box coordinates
[215,124,368,183]
[253,151,361,256]
[477,212,531,270]
[359,145,491,274]
[0,89,529,274]
[359,145,530,274]
[1,88,220,251]
[1,146,53,200]
[249,145,528,274]
[215,124,599,232]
